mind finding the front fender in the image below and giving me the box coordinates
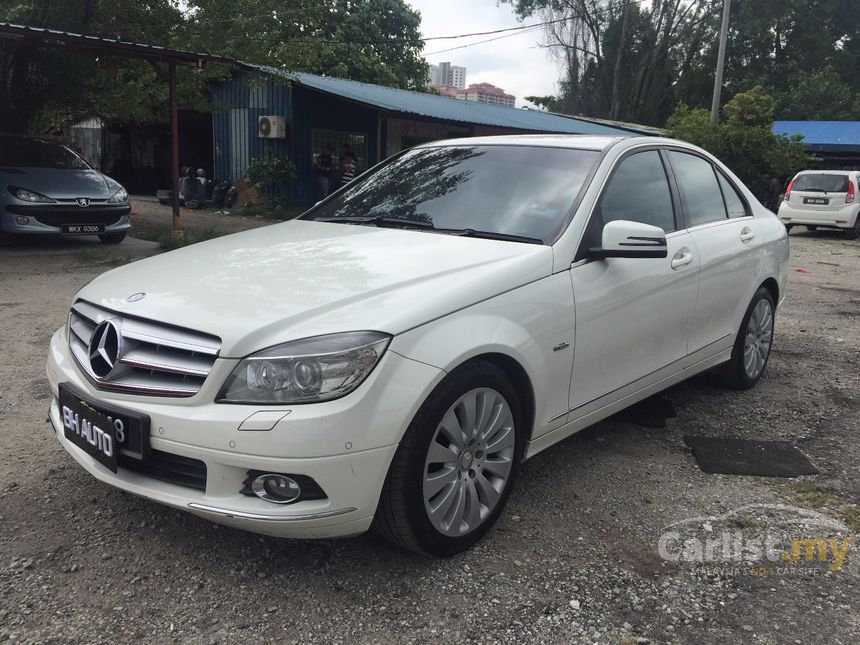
[389,272,575,439]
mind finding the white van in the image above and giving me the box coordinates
[778,170,860,239]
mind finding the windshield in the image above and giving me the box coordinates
[0,136,90,170]
[302,145,600,243]
[793,173,849,193]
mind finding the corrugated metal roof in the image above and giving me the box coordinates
[774,121,860,151]
[248,65,638,136]
[0,22,237,64]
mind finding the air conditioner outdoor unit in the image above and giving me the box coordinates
[258,115,286,139]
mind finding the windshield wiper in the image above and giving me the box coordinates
[314,216,435,229]
[439,228,544,245]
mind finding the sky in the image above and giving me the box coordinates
[407,0,564,108]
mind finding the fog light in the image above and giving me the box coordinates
[251,473,301,504]
[15,216,30,225]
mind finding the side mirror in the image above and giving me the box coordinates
[588,220,668,259]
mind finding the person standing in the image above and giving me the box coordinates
[340,144,357,187]
[315,145,334,200]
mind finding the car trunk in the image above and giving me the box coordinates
[788,174,852,222]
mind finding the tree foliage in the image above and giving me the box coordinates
[504,0,860,126]
[0,0,427,133]
[666,87,810,199]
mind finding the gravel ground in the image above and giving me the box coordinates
[0,213,858,644]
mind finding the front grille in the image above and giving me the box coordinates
[6,204,129,226]
[118,449,207,491]
[68,300,221,398]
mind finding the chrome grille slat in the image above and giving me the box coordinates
[67,300,221,398]
[120,346,212,377]
[69,317,95,346]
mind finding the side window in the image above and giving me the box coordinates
[716,172,748,218]
[668,151,727,226]
[594,150,676,234]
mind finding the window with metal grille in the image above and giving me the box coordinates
[311,129,369,172]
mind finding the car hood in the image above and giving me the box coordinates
[0,167,119,199]
[76,220,554,356]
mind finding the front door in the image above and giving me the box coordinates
[569,149,699,411]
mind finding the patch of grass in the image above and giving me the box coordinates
[152,226,221,250]
[784,481,860,532]
[75,250,136,267]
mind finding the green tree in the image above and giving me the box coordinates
[184,0,428,90]
[504,0,860,124]
[666,87,809,199]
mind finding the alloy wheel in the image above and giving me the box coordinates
[743,298,773,379]
[422,387,516,537]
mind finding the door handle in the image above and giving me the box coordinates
[740,227,755,243]
[671,250,693,269]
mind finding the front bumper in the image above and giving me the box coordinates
[2,203,131,235]
[46,326,444,538]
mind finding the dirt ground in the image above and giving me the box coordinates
[0,205,858,644]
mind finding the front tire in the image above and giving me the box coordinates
[374,361,525,556]
[715,287,775,390]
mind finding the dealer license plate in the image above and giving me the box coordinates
[59,383,150,472]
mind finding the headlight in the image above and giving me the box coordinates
[217,331,391,404]
[9,186,55,203]
[108,187,128,203]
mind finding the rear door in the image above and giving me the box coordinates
[568,149,700,412]
[666,150,761,357]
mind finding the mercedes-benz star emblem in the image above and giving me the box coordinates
[88,320,121,379]
[127,292,146,302]
[76,198,90,207]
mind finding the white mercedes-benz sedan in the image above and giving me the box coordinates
[46,135,789,556]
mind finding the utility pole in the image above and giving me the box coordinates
[169,59,183,243]
[710,0,732,125]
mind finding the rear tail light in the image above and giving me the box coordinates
[847,180,855,204]
[785,178,795,202]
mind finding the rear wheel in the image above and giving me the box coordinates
[374,361,524,556]
[715,287,775,390]
[99,232,127,244]
[844,218,860,240]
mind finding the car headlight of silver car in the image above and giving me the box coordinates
[107,187,128,203]
[9,186,55,203]
[217,331,391,404]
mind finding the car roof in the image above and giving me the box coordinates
[795,169,857,175]
[414,134,632,151]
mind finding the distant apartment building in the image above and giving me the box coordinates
[433,84,460,98]
[456,83,516,108]
[429,61,466,90]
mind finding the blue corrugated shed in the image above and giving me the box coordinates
[773,121,860,152]
[247,64,638,136]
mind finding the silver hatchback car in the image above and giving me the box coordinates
[1,135,131,243]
